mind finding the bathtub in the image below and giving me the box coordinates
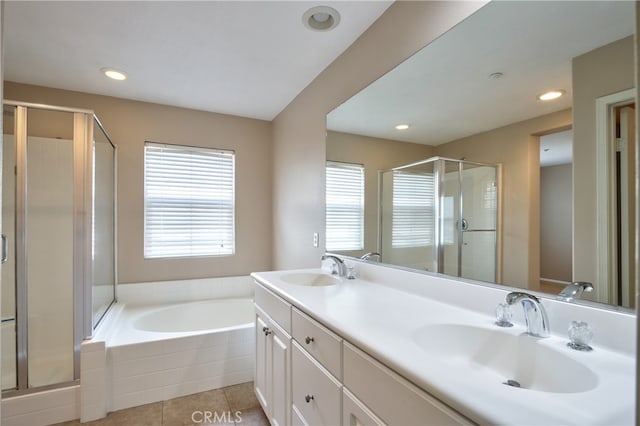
[83,276,256,417]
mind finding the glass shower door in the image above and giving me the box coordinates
[460,163,498,282]
[25,108,75,387]
[2,105,17,390]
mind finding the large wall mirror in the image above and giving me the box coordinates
[326,1,636,310]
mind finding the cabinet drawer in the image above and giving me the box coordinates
[292,307,342,378]
[343,388,385,426]
[292,341,342,426]
[254,281,291,333]
[343,342,472,426]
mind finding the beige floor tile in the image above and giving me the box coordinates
[162,388,233,426]
[90,402,163,426]
[234,407,269,426]
[223,382,260,412]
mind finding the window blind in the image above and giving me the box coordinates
[325,161,364,251]
[391,171,434,247]
[144,142,235,258]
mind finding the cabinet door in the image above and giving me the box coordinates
[255,310,271,416]
[270,321,290,426]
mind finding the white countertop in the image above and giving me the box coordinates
[251,267,635,426]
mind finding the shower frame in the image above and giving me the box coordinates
[378,156,502,282]
[2,100,117,396]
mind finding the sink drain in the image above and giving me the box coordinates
[503,379,521,388]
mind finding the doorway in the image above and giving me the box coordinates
[539,129,573,294]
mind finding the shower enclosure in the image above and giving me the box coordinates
[1,101,116,393]
[380,157,501,283]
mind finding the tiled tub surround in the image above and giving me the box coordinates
[0,276,257,426]
[252,262,636,425]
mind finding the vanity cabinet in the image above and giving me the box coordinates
[254,280,472,426]
[343,342,471,425]
[254,284,292,426]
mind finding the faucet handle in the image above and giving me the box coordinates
[495,303,513,327]
[567,321,593,352]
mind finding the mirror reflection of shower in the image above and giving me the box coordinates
[1,101,116,394]
[379,157,501,283]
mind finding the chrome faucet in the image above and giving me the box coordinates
[505,292,550,338]
[321,254,347,278]
[360,252,381,262]
[558,281,593,301]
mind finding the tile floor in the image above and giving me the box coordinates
[54,382,268,426]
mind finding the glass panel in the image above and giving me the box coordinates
[460,163,498,282]
[442,160,461,277]
[92,119,115,329]
[380,160,437,272]
[26,108,74,387]
[2,105,17,391]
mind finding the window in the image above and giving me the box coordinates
[391,171,434,247]
[325,161,364,251]
[144,142,235,258]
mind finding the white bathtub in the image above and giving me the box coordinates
[99,298,255,412]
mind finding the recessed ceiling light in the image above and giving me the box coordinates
[395,124,410,130]
[101,67,127,81]
[537,90,565,101]
[303,6,340,32]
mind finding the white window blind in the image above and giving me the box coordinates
[325,161,364,251]
[144,142,235,258]
[391,171,434,247]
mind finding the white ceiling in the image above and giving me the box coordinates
[4,0,392,121]
[327,1,635,146]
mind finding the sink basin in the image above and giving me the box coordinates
[412,324,598,394]
[279,272,341,287]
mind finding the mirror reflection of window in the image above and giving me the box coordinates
[325,161,364,251]
[391,172,434,248]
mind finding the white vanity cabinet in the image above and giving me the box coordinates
[343,342,472,426]
[254,283,292,426]
[254,279,472,426]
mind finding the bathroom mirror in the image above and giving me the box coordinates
[326,1,636,309]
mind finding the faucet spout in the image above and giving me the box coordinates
[321,254,347,278]
[558,281,593,301]
[360,252,381,262]
[506,292,550,338]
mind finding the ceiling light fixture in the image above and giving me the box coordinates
[395,124,410,130]
[303,6,340,32]
[537,90,565,101]
[101,67,127,81]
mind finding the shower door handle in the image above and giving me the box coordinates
[1,234,7,264]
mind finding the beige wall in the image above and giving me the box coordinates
[5,82,273,284]
[434,109,572,288]
[573,35,634,289]
[326,130,434,258]
[540,164,572,283]
[272,1,487,269]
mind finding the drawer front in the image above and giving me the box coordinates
[292,307,342,378]
[292,341,342,426]
[254,281,291,333]
[343,343,473,426]
[343,388,386,426]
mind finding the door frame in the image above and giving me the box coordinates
[595,88,635,304]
